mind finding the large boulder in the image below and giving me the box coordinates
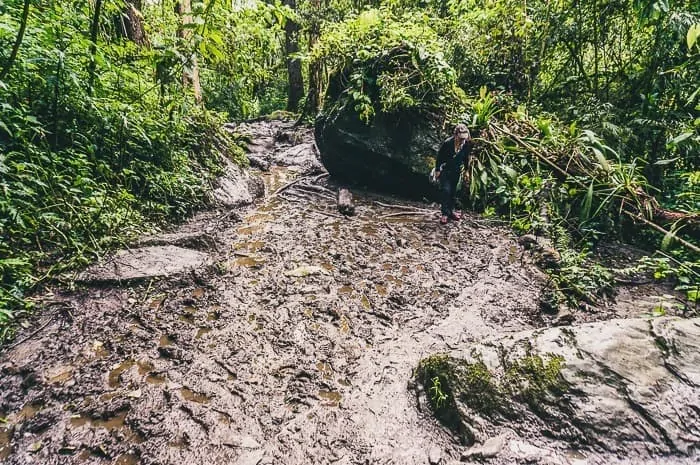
[313,36,463,198]
[315,107,443,198]
[416,317,700,463]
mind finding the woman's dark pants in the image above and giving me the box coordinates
[439,172,459,216]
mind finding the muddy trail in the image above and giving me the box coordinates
[0,120,689,465]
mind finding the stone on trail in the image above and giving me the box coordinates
[137,230,217,251]
[462,435,506,459]
[284,265,330,277]
[77,245,209,284]
[416,317,700,462]
[337,188,355,216]
[213,158,264,207]
[427,446,442,464]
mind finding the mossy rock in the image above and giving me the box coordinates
[415,351,567,444]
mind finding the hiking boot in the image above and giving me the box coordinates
[439,215,448,225]
[449,211,462,221]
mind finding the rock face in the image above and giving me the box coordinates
[76,246,209,284]
[315,107,443,198]
[417,317,700,462]
[226,118,324,175]
[213,158,264,208]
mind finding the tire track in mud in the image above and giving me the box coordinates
[0,130,547,465]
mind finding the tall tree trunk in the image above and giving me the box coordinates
[303,5,321,118]
[177,0,202,104]
[114,0,149,46]
[284,0,303,112]
[87,0,103,95]
[0,0,31,81]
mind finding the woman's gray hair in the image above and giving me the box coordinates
[454,123,470,139]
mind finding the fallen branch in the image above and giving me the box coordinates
[309,209,344,219]
[374,201,434,213]
[493,122,699,254]
[493,123,582,186]
[272,176,307,197]
[294,184,335,200]
[380,212,430,219]
[312,172,330,183]
[623,210,700,255]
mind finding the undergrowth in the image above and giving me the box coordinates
[0,102,244,341]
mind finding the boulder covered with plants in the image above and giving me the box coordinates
[314,10,464,197]
[415,317,700,460]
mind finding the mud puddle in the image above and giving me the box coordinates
[0,119,685,465]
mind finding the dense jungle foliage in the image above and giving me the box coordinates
[1,0,698,338]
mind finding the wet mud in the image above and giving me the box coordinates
[0,120,687,465]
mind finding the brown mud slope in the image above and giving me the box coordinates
[0,120,686,465]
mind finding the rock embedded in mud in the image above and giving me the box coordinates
[77,246,209,284]
[337,188,355,216]
[137,231,218,251]
[213,157,264,207]
[427,446,442,464]
[416,317,700,461]
[462,435,506,459]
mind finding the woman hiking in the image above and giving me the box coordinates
[434,123,473,225]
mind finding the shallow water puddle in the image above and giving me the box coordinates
[9,401,43,422]
[232,256,266,268]
[71,410,127,431]
[146,374,166,385]
[179,306,197,324]
[236,224,265,236]
[316,362,333,380]
[508,245,519,264]
[0,426,12,460]
[195,327,211,339]
[338,285,353,295]
[318,390,342,407]
[99,392,118,402]
[181,388,210,404]
[360,295,371,309]
[263,165,296,193]
[360,224,377,236]
[108,360,135,388]
[192,287,206,299]
[339,315,350,333]
[137,360,154,376]
[46,364,74,384]
[92,340,109,359]
[148,296,166,309]
[234,240,266,252]
[384,215,428,224]
[115,453,139,465]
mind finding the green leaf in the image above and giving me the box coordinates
[653,158,679,166]
[687,289,699,302]
[687,24,700,50]
[667,132,693,147]
[0,120,12,137]
[580,181,594,222]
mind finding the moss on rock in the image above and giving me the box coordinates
[416,351,568,440]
